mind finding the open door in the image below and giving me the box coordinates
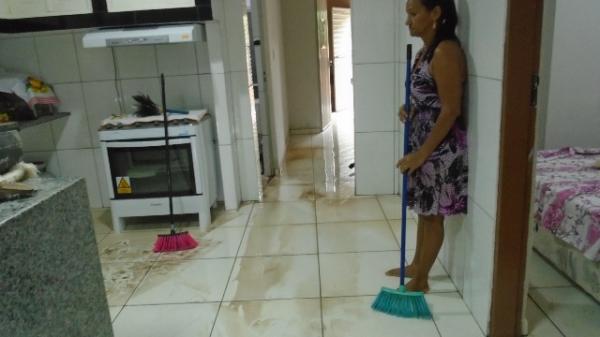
[316,0,332,128]
[331,6,353,112]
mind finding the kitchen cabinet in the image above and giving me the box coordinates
[1,0,92,19]
[106,0,195,13]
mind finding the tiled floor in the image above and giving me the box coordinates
[526,250,600,337]
[92,111,485,337]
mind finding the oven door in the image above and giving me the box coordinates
[102,137,198,199]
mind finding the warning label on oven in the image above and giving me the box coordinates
[116,177,132,194]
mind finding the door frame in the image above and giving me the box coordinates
[489,1,544,336]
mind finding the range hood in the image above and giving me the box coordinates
[82,24,199,48]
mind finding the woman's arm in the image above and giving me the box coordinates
[397,41,465,173]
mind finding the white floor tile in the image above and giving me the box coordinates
[263,183,316,202]
[320,251,455,298]
[316,197,385,223]
[213,299,322,337]
[112,303,219,337]
[320,251,400,297]
[528,251,572,288]
[322,296,440,337]
[210,202,253,228]
[250,201,316,226]
[427,292,485,337]
[289,135,314,149]
[282,148,314,171]
[127,258,234,305]
[525,298,564,337]
[98,230,164,263]
[96,233,108,244]
[102,262,153,306]
[239,224,317,256]
[388,218,419,250]
[318,221,398,253]
[91,208,113,234]
[272,168,315,185]
[530,287,600,337]
[377,195,401,219]
[108,306,122,322]
[224,255,320,301]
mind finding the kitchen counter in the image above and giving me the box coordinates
[0,177,113,337]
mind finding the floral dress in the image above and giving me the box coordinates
[407,50,468,216]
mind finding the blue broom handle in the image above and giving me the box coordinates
[401,44,412,287]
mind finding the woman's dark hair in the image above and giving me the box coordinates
[420,0,459,61]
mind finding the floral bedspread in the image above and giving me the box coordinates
[535,147,600,261]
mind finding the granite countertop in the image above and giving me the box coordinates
[0,176,80,227]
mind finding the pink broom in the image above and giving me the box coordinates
[153,74,198,253]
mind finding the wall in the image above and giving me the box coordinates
[352,0,508,333]
[262,0,289,170]
[210,0,262,207]
[280,0,323,133]
[440,1,507,333]
[352,0,398,195]
[540,0,600,149]
[0,29,213,209]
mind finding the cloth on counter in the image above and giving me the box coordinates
[99,109,208,130]
[535,147,600,261]
[0,162,39,185]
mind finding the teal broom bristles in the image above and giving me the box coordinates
[371,44,432,320]
[371,286,431,319]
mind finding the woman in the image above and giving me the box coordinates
[385,0,468,293]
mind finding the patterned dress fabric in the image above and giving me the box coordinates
[407,50,468,216]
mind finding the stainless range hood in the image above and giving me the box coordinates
[82,24,199,48]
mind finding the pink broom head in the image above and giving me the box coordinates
[153,231,199,253]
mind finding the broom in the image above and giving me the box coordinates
[153,74,199,253]
[371,44,431,319]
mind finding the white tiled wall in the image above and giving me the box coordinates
[35,34,81,83]
[353,63,396,133]
[352,0,400,194]
[209,0,261,204]
[542,0,600,149]
[0,37,40,75]
[352,0,396,64]
[355,132,395,195]
[353,0,508,333]
[114,45,159,79]
[0,28,214,208]
[440,1,508,334]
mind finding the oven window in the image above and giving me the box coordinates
[107,144,196,199]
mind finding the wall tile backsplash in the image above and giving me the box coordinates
[35,34,81,84]
[0,30,211,208]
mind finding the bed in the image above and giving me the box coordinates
[532,147,600,302]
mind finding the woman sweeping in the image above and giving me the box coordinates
[386,0,468,293]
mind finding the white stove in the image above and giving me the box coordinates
[98,110,217,233]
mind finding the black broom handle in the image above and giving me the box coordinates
[160,74,175,230]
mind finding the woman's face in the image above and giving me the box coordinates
[405,0,437,38]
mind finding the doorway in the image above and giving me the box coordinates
[330,6,353,113]
[491,1,600,336]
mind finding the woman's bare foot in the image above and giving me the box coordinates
[385,264,418,278]
[405,278,430,293]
